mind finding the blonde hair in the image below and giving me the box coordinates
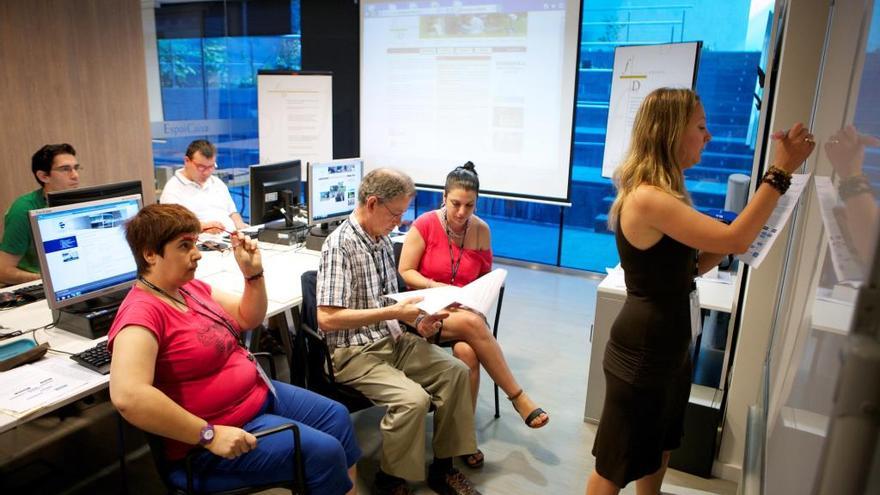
[608,88,700,230]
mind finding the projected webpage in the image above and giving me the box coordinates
[34,199,140,303]
[310,160,363,223]
[361,0,578,201]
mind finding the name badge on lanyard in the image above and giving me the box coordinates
[689,289,702,343]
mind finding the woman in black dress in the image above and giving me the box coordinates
[585,88,815,495]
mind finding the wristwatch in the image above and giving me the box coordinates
[198,424,215,446]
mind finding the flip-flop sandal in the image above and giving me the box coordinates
[459,449,484,469]
[508,389,549,429]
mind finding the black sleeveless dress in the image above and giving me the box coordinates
[591,225,697,487]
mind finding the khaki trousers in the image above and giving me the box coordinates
[331,333,477,481]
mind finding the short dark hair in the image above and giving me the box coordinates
[31,143,76,187]
[444,161,480,195]
[185,139,216,160]
[125,203,201,275]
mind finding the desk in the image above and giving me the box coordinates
[0,242,321,433]
[583,270,737,423]
[0,296,107,434]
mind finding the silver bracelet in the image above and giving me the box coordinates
[413,313,426,328]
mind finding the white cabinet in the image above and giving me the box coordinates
[584,271,737,423]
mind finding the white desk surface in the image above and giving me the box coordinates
[0,242,320,433]
[598,269,737,313]
[195,243,321,318]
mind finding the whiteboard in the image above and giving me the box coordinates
[601,42,701,178]
[257,72,333,172]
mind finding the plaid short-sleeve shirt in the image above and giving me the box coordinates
[316,213,400,348]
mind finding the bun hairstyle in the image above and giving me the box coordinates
[444,161,480,194]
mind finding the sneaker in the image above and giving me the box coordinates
[427,466,481,495]
[374,470,413,495]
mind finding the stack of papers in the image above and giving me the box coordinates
[0,357,105,418]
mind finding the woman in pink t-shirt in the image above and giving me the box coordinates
[399,163,549,468]
[108,204,359,494]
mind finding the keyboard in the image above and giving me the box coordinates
[13,282,45,303]
[0,283,45,309]
[71,340,111,374]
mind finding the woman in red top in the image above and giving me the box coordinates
[399,163,549,467]
[108,204,360,494]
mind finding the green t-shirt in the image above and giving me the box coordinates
[0,189,46,273]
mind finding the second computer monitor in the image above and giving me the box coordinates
[249,160,302,225]
[47,180,143,207]
[307,158,364,227]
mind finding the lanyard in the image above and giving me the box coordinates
[138,277,244,348]
[442,209,468,285]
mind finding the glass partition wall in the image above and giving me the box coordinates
[753,1,879,493]
[144,0,302,221]
[144,0,775,271]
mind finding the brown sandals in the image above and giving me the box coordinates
[508,389,549,428]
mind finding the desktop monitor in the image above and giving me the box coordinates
[47,180,143,207]
[249,160,302,225]
[29,194,142,311]
[307,158,364,229]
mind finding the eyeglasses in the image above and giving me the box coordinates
[52,164,83,174]
[381,202,406,220]
[194,162,217,172]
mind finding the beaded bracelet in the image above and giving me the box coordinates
[838,175,875,201]
[762,166,792,195]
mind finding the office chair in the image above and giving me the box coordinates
[294,270,374,413]
[140,353,308,495]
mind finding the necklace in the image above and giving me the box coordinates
[442,208,469,285]
[138,276,187,307]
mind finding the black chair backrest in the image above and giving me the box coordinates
[300,270,319,331]
[298,270,373,413]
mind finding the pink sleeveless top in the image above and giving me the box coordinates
[412,211,492,287]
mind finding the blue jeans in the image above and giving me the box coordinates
[169,380,361,494]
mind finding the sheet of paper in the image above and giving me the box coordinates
[814,176,865,282]
[0,362,92,416]
[737,173,810,268]
[384,269,507,316]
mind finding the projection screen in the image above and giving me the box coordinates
[361,0,582,204]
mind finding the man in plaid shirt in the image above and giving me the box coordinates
[317,169,480,495]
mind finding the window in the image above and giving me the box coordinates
[146,0,302,220]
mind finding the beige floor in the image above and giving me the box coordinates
[340,262,738,495]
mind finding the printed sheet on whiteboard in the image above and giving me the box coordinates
[257,73,333,168]
[601,42,701,178]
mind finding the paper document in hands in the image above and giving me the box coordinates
[385,269,507,317]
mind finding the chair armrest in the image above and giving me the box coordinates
[251,351,277,380]
[301,321,337,383]
[183,423,305,494]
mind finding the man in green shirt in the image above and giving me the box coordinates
[0,144,81,285]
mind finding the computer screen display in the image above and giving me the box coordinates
[307,158,363,225]
[47,180,143,207]
[29,194,142,310]
[249,160,301,225]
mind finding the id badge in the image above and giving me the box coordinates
[252,354,278,399]
[386,319,403,341]
[689,289,702,343]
